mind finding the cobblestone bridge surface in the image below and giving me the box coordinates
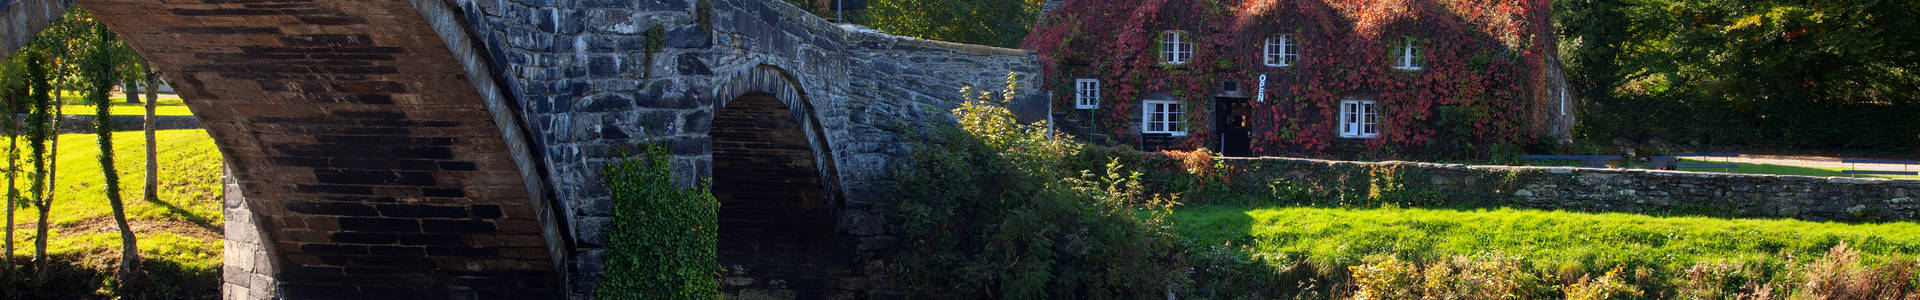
[4,0,1043,298]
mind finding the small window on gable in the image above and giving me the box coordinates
[1393,36,1422,71]
[1074,79,1100,109]
[1160,30,1193,65]
[1142,99,1188,136]
[1339,100,1380,139]
[1263,34,1297,67]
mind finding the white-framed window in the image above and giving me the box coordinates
[1339,100,1380,139]
[1160,30,1193,65]
[1141,99,1188,136]
[1263,34,1297,67]
[1074,79,1100,109]
[1393,36,1421,71]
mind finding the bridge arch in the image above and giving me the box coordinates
[706,64,854,297]
[4,0,565,298]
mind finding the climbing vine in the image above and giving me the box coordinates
[1027,0,1556,158]
[595,145,720,299]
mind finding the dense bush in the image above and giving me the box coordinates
[888,79,1186,298]
[594,145,720,299]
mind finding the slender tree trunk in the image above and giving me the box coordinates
[85,24,140,289]
[19,53,51,293]
[144,69,158,203]
[35,88,57,282]
[4,134,15,279]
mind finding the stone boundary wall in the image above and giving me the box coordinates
[1217,157,1919,222]
[50,114,201,134]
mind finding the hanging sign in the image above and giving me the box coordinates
[1256,73,1268,103]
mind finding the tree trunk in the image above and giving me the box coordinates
[98,79,140,290]
[4,134,16,277]
[86,24,140,289]
[36,89,57,282]
[124,80,139,104]
[144,68,158,203]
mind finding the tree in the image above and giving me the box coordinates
[22,49,53,285]
[1561,0,1920,152]
[864,0,1044,48]
[25,6,98,284]
[83,21,140,289]
[142,64,158,204]
[0,48,28,285]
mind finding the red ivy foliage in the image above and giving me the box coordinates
[1026,0,1559,158]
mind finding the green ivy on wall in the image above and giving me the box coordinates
[594,145,720,299]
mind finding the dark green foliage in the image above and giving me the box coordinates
[1561,0,1920,155]
[865,0,1041,48]
[889,99,1185,298]
[594,145,719,299]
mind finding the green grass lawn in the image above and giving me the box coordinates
[1172,205,1920,295]
[56,92,194,116]
[4,129,223,297]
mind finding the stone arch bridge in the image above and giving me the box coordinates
[1,0,1045,298]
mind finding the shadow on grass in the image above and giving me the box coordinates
[0,255,218,299]
[146,197,219,233]
[1177,206,1346,298]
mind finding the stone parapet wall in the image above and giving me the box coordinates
[1218,157,1919,222]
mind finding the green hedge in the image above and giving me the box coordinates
[594,146,720,299]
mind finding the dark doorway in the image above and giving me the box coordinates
[710,92,851,298]
[1215,97,1252,157]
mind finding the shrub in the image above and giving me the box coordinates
[1790,243,1920,299]
[1564,268,1643,300]
[889,75,1185,298]
[1350,255,1423,300]
[594,145,720,299]
[1350,254,1554,300]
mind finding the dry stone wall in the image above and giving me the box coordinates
[1219,157,1920,222]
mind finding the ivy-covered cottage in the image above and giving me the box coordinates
[1026,0,1572,158]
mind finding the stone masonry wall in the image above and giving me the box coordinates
[87,0,562,297]
[1216,157,1920,222]
[448,0,1046,296]
[0,0,72,63]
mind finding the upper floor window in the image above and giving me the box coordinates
[1075,79,1101,109]
[1160,31,1193,65]
[1263,34,1298,67]
[1393,36,1422,71]
[1142,99,1188,136]
[1339,100,1380,139]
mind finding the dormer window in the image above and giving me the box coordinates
[1263,34,1297,67]
[1160,31,1193,65]
[1074,79,1100,109]
[1393,36,1422,71]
